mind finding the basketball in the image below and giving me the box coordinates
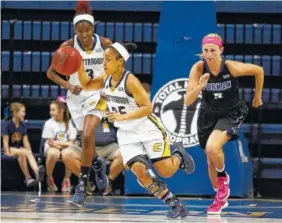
[51,46,82,75]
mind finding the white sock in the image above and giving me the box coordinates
[216,165,225,173]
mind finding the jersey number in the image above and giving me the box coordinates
[214,93,223,99]
[111,106,126,114]
[86,69,94,79]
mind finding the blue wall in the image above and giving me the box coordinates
[2,1,282,13]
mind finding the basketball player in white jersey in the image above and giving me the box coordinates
[77,42,196,219]
[47,2,112,206]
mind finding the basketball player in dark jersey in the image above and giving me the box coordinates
[185,33,264,214]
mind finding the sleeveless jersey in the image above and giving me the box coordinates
[68,34,104,97]
[201,59,240,109]
[104,71,147,130]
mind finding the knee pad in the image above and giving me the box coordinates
[126,155,149,170]
[126,155,167,197]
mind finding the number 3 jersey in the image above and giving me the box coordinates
[68,34,105,97]
[104,71,165,145]
[201,58,240,109]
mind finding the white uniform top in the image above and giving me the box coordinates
[68,34,105,97]
[104,71,166,146]
[104,71,147,131]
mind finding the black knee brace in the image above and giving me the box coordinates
[126,155,168,197]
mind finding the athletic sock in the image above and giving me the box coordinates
[216,165,227,177]
[79,166,90,186]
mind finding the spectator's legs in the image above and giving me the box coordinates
[46,148,60,178]
[11,148,39,174]
[10,148,37,187]
[108,150,124,181]
[62,148,81,177]
[17,154,32,179]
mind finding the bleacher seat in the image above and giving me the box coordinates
[239,88,282,104]
[1,85,67,99]
[2,20,10,40]
[4,20,281,45]
[224,55,281,76]
[2,51,155,74]
[217,23,281,44]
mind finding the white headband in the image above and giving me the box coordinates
[73,14,94,26]
[111,42,130,62]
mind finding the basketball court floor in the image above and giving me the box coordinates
[1,192,282,223]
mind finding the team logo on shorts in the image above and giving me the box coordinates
[152,78,201,148]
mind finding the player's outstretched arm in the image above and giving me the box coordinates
[77,62,105,91]
[185,61,209,106]
[227,60,264,108]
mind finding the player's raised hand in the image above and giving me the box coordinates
[199,73,210,89]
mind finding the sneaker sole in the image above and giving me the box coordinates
[96,176,109,191]
[207,201,229,215]
[167,210,189,219]
[68,200,84,208]
[184,153,195,175]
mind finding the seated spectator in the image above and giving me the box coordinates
[42,97,77,192]
[2,102,45,188]
[63,117,124,195]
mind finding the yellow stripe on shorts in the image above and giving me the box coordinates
[148,115,171,157]
[96,98,107,111]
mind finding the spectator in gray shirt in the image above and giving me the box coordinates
[63,117,124,195]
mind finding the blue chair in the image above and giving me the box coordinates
[32,85,40,98]
[13,85,21,98]
[143,23,153,42]
[22,51,31,72]
[32,21,41,40]
[13,52,22,72]
[262,24,272,44]
[115,23,124,42]
[105,22,114,41]
[272,56,281,76]
[134,23,142,42]
[217,24,225,41]
[2,20,10,40]
[2,51,10,72]
[226,24,235,44]
[253,24,264,44]
[153,24,159,42]
[262,89,270,103]
[262,56,271,76]
[50,86,59,98]
[271,89,281,103]
[235,24,244,44]
[42,52,51,72]
[273,24,281,44]
[22,85,31,97]
[96,22,105,38]
[1,85,9,98]
[41,85,49,98]
[132,53,142,74]
[245,24,253,44]
[61,22,70,41]
[125,23,133,42]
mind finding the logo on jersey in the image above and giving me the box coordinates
[152,78,201,148]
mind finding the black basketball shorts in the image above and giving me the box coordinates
[197,101,249,149]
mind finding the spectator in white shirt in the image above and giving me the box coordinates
[42,97,77,192]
